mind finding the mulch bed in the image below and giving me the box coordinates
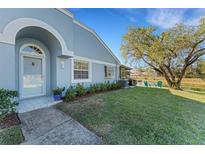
[0,113,21,129]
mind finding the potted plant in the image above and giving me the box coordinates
[52,87,65,101]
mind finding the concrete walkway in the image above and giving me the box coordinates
[18,107,102,145]
[17,96,62,113]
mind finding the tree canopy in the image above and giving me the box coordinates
[121,19,205,89]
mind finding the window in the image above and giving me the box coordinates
[74,59,89,80]
[121,67,126,79]
[104,65,115,78]
[22,45,43,55]
[120,67,130,79]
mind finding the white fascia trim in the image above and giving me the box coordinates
[73,20,121,65]
[73,20,94,34]
[71,57,92,84]
[74,55,117,67]
[55,8,74,19]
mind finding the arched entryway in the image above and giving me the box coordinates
[0,17,74,112]
[15,25,63,99]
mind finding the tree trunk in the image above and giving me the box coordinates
[164,78,182,90]
[161,68,182,90]
[147,63,188,91]
[172,81,182,90]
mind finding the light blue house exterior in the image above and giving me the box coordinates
[0,9,121,111]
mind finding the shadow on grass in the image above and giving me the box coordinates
[169,88,205,104]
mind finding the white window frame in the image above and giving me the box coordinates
[104,65,115,79]
[71,58,92,83]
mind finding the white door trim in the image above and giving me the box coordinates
[19,44,46,99]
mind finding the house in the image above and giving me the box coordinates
[120,65,132,80]
[0,9,121,112]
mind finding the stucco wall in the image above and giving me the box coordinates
[91,63,117,83]
[0,42,16,90]
[73,24,118,64]
[56,57,72,89]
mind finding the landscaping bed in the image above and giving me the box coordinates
[0,112,21,129]
[0,88,24,145]
[0,113,24,145]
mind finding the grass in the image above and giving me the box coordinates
[136,77,205,92]
[56,87,205,144]
[0,126,24,145]
[170,89,205,103]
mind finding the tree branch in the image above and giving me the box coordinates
[163,64,176,81]
[183,39,205,64]
[141,57,163,74]
[188,48,205,66]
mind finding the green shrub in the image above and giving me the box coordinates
[96,84,101,92]
[110,82,116,90]
[106,82,112,90]
[99,83,107,91]
[89,82,122,94]
[116,81,123,89]
[64,81,122,102]
[75,83,86,97]
[88,84,98,94]
[52,87,65,95]
[65,86,76,102]
[0,89,18,120]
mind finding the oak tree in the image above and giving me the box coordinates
[121,18,205,89]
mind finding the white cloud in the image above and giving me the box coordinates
[146,8,205,29]
[146,9,186,29]
[114,9,138,23]
[129,16,137,23]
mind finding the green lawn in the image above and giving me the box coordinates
[56,87,205,144]
[0,126,24,145]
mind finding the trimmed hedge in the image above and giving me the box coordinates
[65,86,76,102]
[65,81,122,102]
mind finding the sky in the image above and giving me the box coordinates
[68,8,205,66]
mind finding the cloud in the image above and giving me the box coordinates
[114,9,139,23]
[146,9,186,29]
[128,16,137,23]
[146,8,205,29]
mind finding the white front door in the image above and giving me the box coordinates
[19,44,46,99]
[22,56,44,98]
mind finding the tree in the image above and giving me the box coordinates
[183,60,205,78]
[196,61,205,78]
[121,19,205,90]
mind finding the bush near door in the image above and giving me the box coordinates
[0,89,18,120]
